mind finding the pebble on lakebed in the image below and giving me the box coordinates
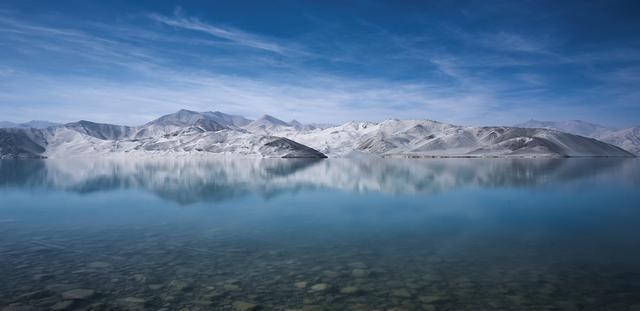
[352,269,369,278]
[50,300,73,311]
[390,288,412,298]
[340,286,359,294]
[309,283,329,292]
[233,301,258,311]
[61,289,94,300]
[118,297,146,306]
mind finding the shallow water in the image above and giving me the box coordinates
[1,158,640,311]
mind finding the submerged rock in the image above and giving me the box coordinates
[232,301,258,311]
[352,269,369,278]
[148,284,164,290]
[132,273,146,283]
[169,280,192,291]
[14,290,48,301]
[391,288,411,298]
[310,283,329,292]
[50,301,74,311]
[61,289,94,300]
[322,270,339,278]
[119,297,146,305]
[118,297,146,310]
[340,286,359,294]
[419,295,445,303]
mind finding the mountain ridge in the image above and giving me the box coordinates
[0,110,635,159]
[0,120,60,129]
[515,119,639,155]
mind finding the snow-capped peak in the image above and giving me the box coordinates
[255,114,290,126]
[243,114,292,133]
[145,109,209,127]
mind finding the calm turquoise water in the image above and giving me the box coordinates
[1,158,640,310]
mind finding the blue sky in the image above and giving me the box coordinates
[0,0,639,126]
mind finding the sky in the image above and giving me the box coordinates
[0,0,639,127]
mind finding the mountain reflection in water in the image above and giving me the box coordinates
[0,158,638,205]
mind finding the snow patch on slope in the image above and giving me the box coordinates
[516,120,640,155]
[270,120,633,158]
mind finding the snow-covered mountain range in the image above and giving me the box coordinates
[516,120,640,155]
[0,110,635,159]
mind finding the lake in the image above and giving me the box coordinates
[1,158,640,310]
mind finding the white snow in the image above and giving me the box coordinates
[269,119,633,158]
[1,110,635,159]
[516,120,640,155]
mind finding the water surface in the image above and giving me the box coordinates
[1,158,640,310]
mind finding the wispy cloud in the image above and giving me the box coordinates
[1,10,496,125]
[0,5,639,127]
[148,12,289,55]
[0,64,502,126]
[469,31,553,54]
[0,13,165,72]
[0,67,15,77]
